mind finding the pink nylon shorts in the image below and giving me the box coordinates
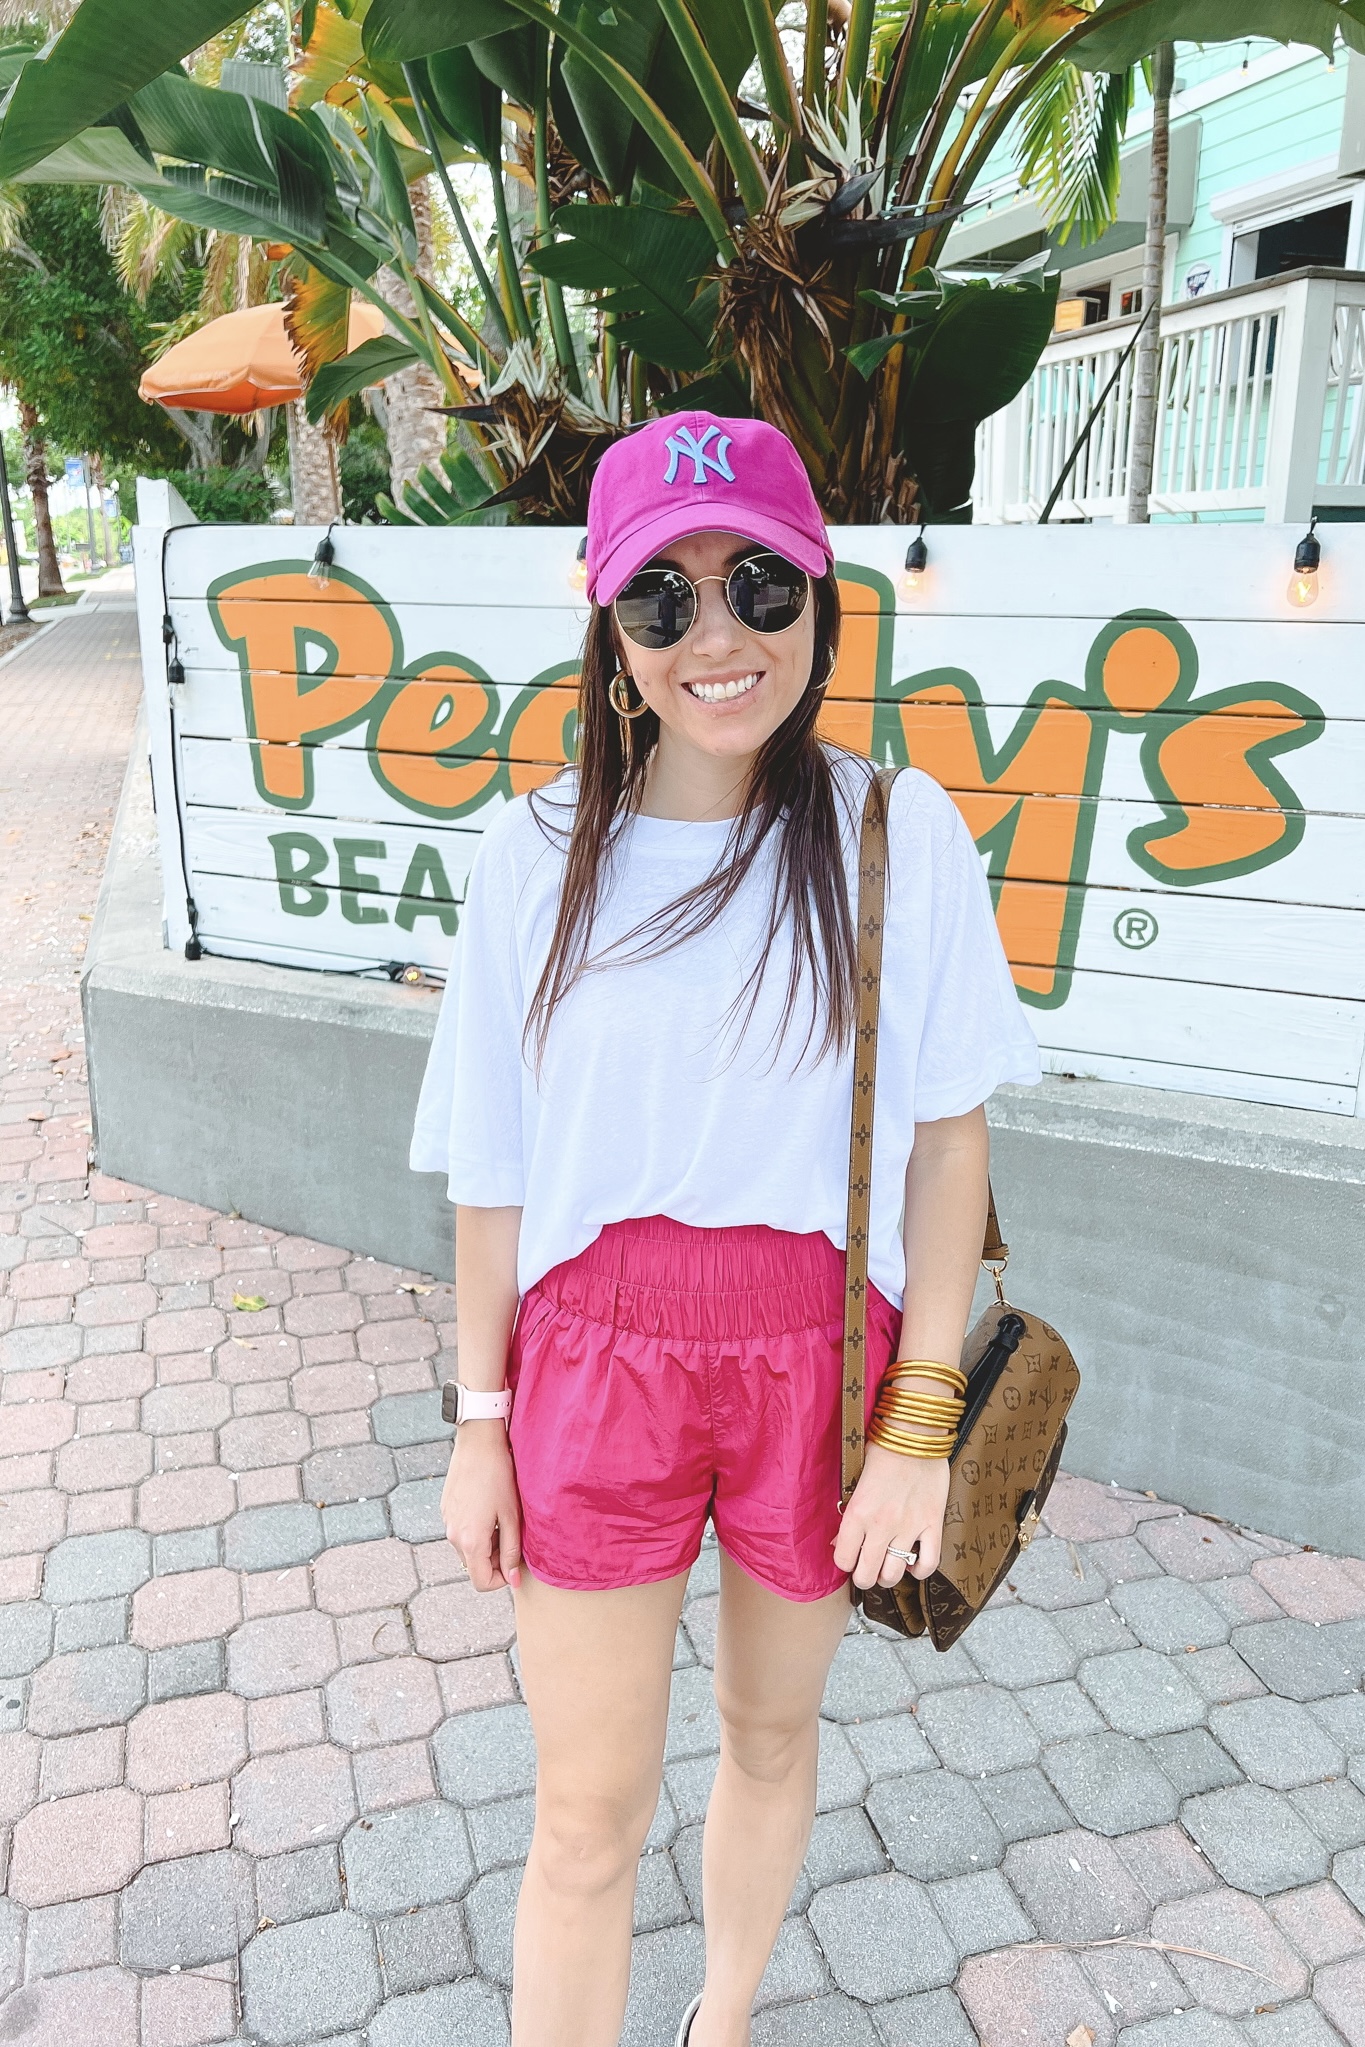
[506,1214,900,1601]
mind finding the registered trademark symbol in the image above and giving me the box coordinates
[1113,907,1159,950]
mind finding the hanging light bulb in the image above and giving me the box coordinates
[568,534,588,593]
[897,528,928,601]
[1286,519,1321,607]
[308,526,337,590]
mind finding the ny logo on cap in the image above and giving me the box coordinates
[662,423,735,486]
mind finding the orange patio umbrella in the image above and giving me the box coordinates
[139,301,387,414]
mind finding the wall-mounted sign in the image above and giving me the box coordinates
[134,524,1365,1118]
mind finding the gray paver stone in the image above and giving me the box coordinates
[0,1602,53,1676]
[1018,1679,1105,1741]
[927,1867,1034,1956]
[1042,1732,1181,1835]
[1116,2015,1246,2046]
[23,1896,119,1978]
[645,1782,678,1851]
[464,1864,522,1986]
[256,1846,342,1926]
[1079,1648,1206,1737]
[224,1504,325,1572]
[805,1805,890,1888]
[664,1753,718,1827]
[844,1713,937,1781]
[467,1793,535,1873]
[368,1980,509,2047]
[433,1703,537,1805]
[754,1915,829,2008]
[1006,1534,1109,1610]
[1144,1728,1244,1797]
[1003,1828,1152,1940]
[1150,1890,1308,2015]
[342,1800,474,1913]
[894,1636,980,1691]
[809,1873,957,1998]
[1054,1602,1139,1656]
[1313,1693,1365,1751]
[1243,2002,1359,2046]
[52,1597,128,1653]
[0,1679,28,1731]
[148,1638,224,1703]
[387,1479,444,1544]
[1231,1619,1361,1702]
[396,1441,456,1481]
[1110,1577,1229,1651]
[821,1633,916,1721]
[0,1326,82,1374]
[633,1846,691,1932]
[671,1821,704,1920]
[1182,1784,1329,1895]
[686,1547,719,1600]
[241,1912,380,2044]
[1082,1943,1188,2027]
[620,1922,707,2047]
[1324,1617,1365,1684]
[121,1849,256,1969]
[321,1501,390,1547]
[1114,1823,1220,1905]
[26,1643,146,1733]
[976,1765,1073,1843]
[152,1527,221,1575]
[376,1901,470,1995]
[1085,1535,1166,1583]
[371,1391,448,1448]
[1208,1695,1345,1790]
[1182,1643,1267,1704]
[866,1771,1005,1880]
[1333,1844,1365,1916]
[1286,1777,1365,1855]
[752,1995,879,2047]
[816,1718,870,1811]
[963,1604,1078,1688]
[916,1684,1039,1775]
[665,1666,721,1765]
[0,1900,19,2000]
[41,1529,150,1604]
[302,1444,396,1506]
[872,1988,977,2046]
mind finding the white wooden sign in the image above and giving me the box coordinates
[133,521,1365,1118]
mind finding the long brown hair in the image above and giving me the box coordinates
[526,573,859,1066]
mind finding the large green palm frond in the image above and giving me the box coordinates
[1015,57,1133,246]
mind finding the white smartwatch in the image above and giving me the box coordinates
[441,1381,513,1427]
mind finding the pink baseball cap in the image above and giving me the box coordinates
[585,411,833,607]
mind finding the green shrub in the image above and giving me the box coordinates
[339,418,390,525]
[167,467,277,524]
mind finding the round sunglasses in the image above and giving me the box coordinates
[613,550,811,651]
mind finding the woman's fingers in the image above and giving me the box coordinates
[498,1506,523,1591]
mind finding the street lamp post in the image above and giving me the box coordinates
[0,432,31,625]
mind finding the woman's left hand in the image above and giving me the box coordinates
[834,1443,951,1590]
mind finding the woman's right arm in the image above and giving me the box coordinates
[441,1203,524,1593]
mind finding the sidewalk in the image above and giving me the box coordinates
[2,605,1365,2047]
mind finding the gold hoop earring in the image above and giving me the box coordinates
[813,648,838,693]
[609,671,649,720]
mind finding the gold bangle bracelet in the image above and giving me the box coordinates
[888,1359,967,1389]
[884,1373,966,1401]
[870,1417,956,1448]
[875,1398,962,1426]
[877,1390,962,1414]
[867,1428,951,1460]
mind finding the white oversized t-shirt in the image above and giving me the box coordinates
[410,753,1040,1305]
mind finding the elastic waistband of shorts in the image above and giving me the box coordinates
[531,1214,846,1340]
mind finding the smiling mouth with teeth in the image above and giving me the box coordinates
[686,671,762,704]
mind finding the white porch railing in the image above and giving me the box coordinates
[975,267,1365,524]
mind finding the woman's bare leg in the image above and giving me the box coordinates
[511,1566,689,2047]
[691,1554,852,2047]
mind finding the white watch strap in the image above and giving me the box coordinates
[443,1382,512,1425]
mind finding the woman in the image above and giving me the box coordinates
[411,412,1040,2046]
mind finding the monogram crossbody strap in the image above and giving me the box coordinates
[840,766,1005,1506]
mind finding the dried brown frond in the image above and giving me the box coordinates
[715,212,847,428]
[476,376,619,522]
[508,112,610,211]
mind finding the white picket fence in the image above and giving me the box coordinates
[976,268,1365,525]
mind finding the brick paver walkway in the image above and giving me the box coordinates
[3,596,1365,2047]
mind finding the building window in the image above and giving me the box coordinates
[1232,200,1351,283]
